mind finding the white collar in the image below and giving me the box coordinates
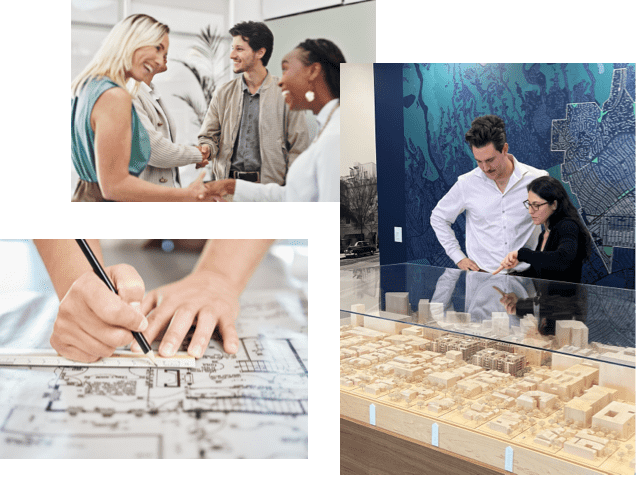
[140,81,162,100]
[316,99,339,130]
[475,153,522,183]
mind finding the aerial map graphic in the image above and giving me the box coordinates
[403,63,635,288]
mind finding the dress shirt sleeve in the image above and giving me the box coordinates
[430,181,467,264]
[317,133,339,202]
[516,220,580,273]
[197,91,222,159]
[133,98,202,169]
[285,108,310,166]
[233,179,285,202]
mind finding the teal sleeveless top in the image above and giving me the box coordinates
[71,77,150,182]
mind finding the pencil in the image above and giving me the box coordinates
[75,239,157,367]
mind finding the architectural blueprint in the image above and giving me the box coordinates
[0,289,308,459]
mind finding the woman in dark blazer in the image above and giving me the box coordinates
[494,176,593,283]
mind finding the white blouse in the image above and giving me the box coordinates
[233,99,340,202]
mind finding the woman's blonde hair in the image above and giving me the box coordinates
[71,14,169,96]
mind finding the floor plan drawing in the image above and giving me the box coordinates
[0,289,308,459]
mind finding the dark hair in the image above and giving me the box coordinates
[527,176,593,258]
[229,21,274,67]
[465,115,507,152]
[296,39,345,99]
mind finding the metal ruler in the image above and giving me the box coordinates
[0,349,196,368]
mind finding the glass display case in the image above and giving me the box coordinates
[340,264,635,475]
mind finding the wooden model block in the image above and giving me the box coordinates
[520,314,538,331]
[534,429,567,448]
[429,302,444,322]
[393,364,424,378]
[416,299,444,323]
[385,334,412,345]
[563,385,619,427]
[351,303,365,326]
[402,326,423,337]
[445,311,460,323]
[599,360,636,403]
[552,349,599,371]
[417,299,430,323]
[400,388,419,402]
[564,431,609,460]
[489,413,522,435]
[364,383,390,396]
[456,312,471,323]
[445,311,470,324]
[490,392,515,407]
[408,338,432,350]
[491,312,509,333]
[591,401,635,439]
[427,397,454,413]
[428,371,461,389]
[385,292,410,315]
[446,350,463,362]
[570,321,589,348]
[516,391,558,411]
[420,326,444,341]
[364,311,412,334]
[555,320,574,347]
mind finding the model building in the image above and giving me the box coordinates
[340,301,635,475]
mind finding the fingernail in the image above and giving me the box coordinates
[191,345,202,358]
[162,343,175,357]
[228,341,238,354]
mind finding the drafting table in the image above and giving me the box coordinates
[0,241,308,458]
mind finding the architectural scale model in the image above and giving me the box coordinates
[0,290,308,459]
[340,300,635,475]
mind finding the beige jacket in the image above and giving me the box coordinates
[197,72,309,185]
[132,82,202,187]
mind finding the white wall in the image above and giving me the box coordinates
[265,0,375,77]
[340,64,376,176]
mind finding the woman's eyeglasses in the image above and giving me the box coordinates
[523,200,548,211]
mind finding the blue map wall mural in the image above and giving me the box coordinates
[402,63,635,289]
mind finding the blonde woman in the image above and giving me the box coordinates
[71,14,210,201]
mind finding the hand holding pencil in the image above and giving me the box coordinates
[50,262,150,363]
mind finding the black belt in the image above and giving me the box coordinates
[229,171,260,182]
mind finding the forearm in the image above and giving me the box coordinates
[147,140,202,169]
[99,173,190,201]
[134,101,203,168]
[197,102,221,158]
[430,211,465,264]
[193,240,274,292]
[34,239,102,300]
[234,179,284,202]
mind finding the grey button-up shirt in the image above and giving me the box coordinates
[230,75,264,173]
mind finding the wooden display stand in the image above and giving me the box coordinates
[340,310,635,475]
[341,391,609,475]
[341,417,506,475]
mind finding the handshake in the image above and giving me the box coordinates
[195,144,211,169]
[188,144,236,201]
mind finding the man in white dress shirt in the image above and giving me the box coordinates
[430,115,548,273]
[131,56,208,187]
